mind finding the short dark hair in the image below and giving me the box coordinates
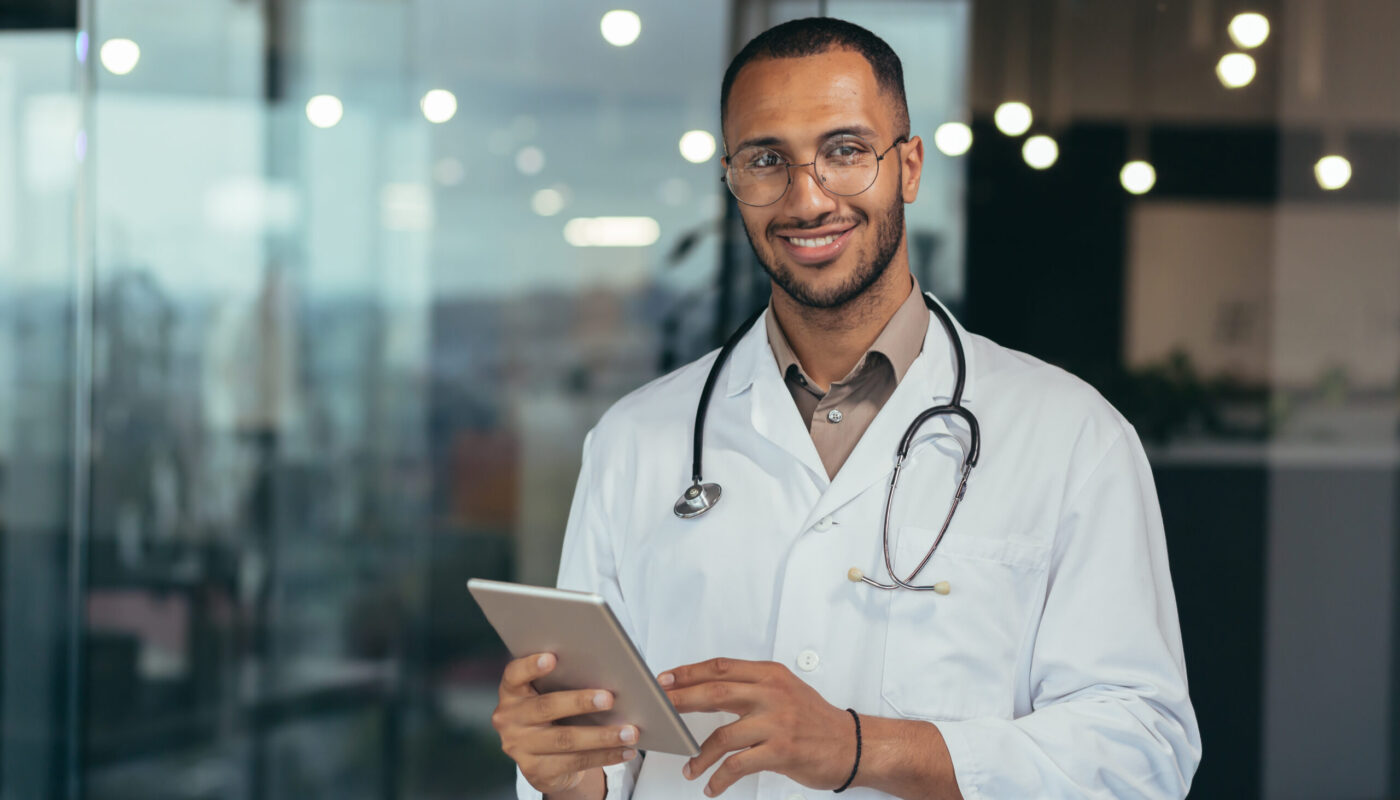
[721,17,910,146]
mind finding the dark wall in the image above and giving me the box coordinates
[0,0,76,29]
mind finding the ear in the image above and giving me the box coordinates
[899,135,924,204]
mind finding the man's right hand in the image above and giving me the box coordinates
[492,652,640,797]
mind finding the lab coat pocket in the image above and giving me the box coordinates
[880,526,1049,722]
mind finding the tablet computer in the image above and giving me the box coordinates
[467,578,700,757]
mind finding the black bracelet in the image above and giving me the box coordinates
[833,708,861,793]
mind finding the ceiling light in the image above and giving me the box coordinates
[532,188,566,217]
[601,10,642,47]
[679,130,716,164]
[933,122,973,157]
[1216,53,1257,89]
[99,38,140,75]
[515,146,545,175]
[1022,135,1059,169]
[1228,12,1270,49]
[564,216,660,247]
[1120,160,1157,194]
[1314,155,1351,190]
[420,89,457,124]
[305,95,344,129]
[994,102,1033,137]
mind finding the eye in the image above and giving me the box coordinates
[821,137,874,165]
[741,149,784,170]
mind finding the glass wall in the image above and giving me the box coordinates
[0,27,81,800]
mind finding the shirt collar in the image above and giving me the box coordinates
[727,276,976,404]
[761,274,930,390]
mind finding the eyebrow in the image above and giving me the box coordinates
[732,124,881,153]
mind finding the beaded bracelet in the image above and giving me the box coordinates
[833,708,862,793]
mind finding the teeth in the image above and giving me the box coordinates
[789,234,839,248]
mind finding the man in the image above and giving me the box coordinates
[492,17,1200,799]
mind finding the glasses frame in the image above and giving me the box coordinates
[720,135,909,207]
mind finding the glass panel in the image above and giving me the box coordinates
[78,0,743,796]
[0,29,80,800]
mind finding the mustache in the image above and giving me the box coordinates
[766,213,865,237]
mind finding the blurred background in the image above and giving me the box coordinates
[0,0,1395,797]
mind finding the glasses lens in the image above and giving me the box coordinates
[726,146,788,205]
[817,135,879,196]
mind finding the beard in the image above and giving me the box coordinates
[744,187,906,310]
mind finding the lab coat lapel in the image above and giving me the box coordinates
[801,299,975,529]
[725,311,829,486]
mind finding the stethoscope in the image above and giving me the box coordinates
[673,293,981,594]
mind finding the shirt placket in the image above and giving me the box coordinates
[810,380,857,476]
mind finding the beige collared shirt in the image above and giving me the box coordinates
[765,275,930,478]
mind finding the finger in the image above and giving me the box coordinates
[528,747,639,781]
[501,652,556,698]
[705,746,767,797]
[681,719,762,782]
[521,687,614,724]
[659,657,769,690]
[665,681,761,715]
[525,723,639,754]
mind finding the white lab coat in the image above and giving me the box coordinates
[517,296,1201,799]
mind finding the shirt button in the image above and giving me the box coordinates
[827,408,844,423]
[813,515,833,532]
[796,650,820,672]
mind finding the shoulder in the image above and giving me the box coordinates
[967,331,1136,456]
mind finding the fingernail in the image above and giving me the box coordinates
[536,654,551,670]
[658,672,675,687]
[620,726,637,744]
[682,762,692,779]
[704,786,716,798]
[593,691,610,709]
[622,748,637,760]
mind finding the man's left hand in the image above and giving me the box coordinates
[659,657,855,796]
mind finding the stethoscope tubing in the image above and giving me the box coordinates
[690,308,765,485]
[680,292,980,594]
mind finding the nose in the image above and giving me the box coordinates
[781,161,838,219]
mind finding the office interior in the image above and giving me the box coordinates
[0,0,1395,797]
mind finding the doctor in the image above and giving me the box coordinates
[493,17,1201,800]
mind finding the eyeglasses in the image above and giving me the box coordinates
[721,134,907,207]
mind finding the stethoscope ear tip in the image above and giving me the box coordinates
[846,566,951,594]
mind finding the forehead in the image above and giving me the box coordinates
[724,48,892,146]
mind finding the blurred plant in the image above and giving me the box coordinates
[1105,349,1271,444]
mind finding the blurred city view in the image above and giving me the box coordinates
[0,0,1396,798]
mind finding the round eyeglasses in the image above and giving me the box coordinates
[721,134,907,207]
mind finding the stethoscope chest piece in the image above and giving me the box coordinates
[673,481,722,519]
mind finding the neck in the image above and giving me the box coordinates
[771,262,914,392]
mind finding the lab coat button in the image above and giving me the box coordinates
[827,408,844,423]
[796,650,819,672]
[813,516,833,532]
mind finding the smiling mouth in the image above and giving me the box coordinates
[786,233,842,248]
[773,226,856,265]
